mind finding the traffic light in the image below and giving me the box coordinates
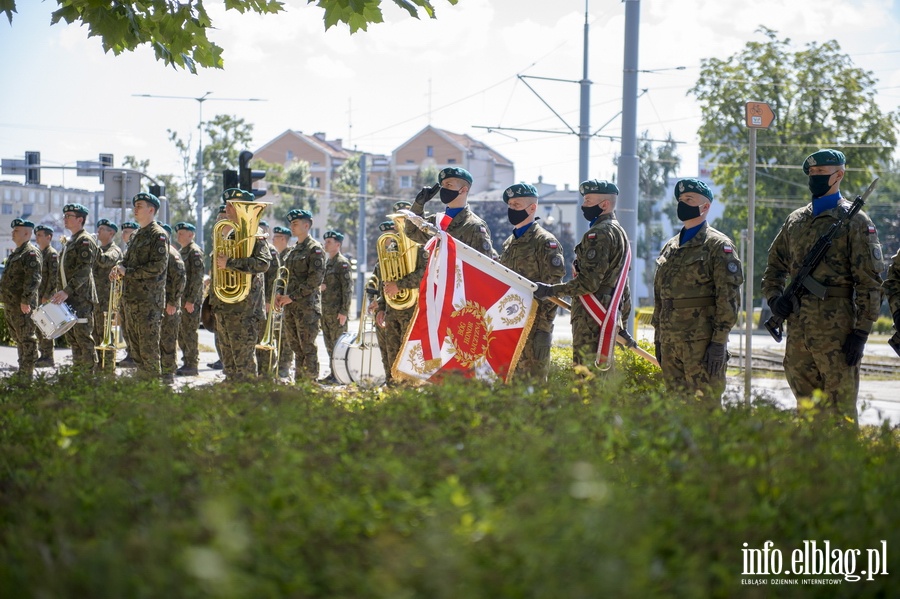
[99,153,113,183]
[25,151,40,185]
[238,150,267,198]
[223,169,239,190]
[148,184,165,198]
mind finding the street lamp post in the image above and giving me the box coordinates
[132,92,265,251]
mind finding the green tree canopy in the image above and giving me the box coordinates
[1,0,459,72]
[689,27,899,301]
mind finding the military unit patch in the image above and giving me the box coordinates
[727,262,739,273]
[551,255,563,267]
[586,248,597,260]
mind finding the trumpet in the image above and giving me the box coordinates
[255,265,290,376]
[96,273,125,371]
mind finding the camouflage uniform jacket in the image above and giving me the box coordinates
[39,244,60,301]
[322,252,352,317]
[165,245,186,309]
[211,236,271,316]
[500,222,565,333]
[93,242,124,308]
[652,223,743,344]
[0,241,42,307]
[762,201,884,332]
[376,244,428,313]
[122,222,168,311]
[885,249,900,318]
[284,236,326,313]
[549,213,631,319]
[406,203,494,257]
[179,241,205,305]
[59,229,99,308]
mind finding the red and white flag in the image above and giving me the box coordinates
[394,230,538,384]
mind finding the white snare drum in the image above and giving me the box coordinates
[331,330,386,386]
[31,302,78,340]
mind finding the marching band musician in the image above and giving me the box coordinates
[272,224,294,378]
[159,223,186,385]
[0,219,42,380]
[91,218,124,362]
[51,203,99,369]
[256,220,283,377]
[498,183,566,381]
[175,222,205,377]
[110,193,168,380]
[211,189,271,382]
[276,209,326,382]
[206,204,229,372]
[34,224,59,368]
[116,220,140,368]
[319,230,352,383]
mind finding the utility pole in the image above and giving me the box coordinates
[355,154,368,316]
[132,93,266,251]
[576,0,591,241]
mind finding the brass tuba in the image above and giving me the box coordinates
[212,201,269,304]
[376,213,419,310]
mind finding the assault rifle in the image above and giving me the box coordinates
[764,178,879,343]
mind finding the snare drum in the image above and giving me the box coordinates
[31,302,78,340]
[331,330,386,386]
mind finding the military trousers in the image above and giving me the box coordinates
[215,308,262,382]
[65,302,97,368]
[321,311,348,362]
[515,327,553,382]
[178,306,202,369]
[659,338,725,406]
[5,307,38,376]
[570,300,620,371]
[284,304,320,381]
[123,303,162,378]
[374,317,389,382]
[383,306,414,381]
[39,332,54,362]
[160,310,181,376]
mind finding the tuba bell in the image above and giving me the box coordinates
[212,200,269,304]
[376,213,419,311]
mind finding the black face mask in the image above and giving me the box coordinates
[439,187,460,204]
[677,201,703,222]
[581,204,602,222]
[808,174,833,199]
[508,207,530,226]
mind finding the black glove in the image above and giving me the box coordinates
[703,341,727,376]
[533,283,554,300]
[841,329,869,366]
[572,259,580,274]
[414,183,440,205]
[654,340,662,366]
[770,294,795,319]
[618,328,637,348]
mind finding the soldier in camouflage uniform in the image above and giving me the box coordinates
[210,189,271,382]
[110,193,168,379]
[535,180,631,370]
[116,221,140,367]
[255,220,284,377]
[762,150,884,423]
[34,224,60,367]
[651,179,743,403]
[1,219,42,379]
[272,225,294,377]
[374,220,429,383]
[175,222,205,376]
[406,166,494,257]
[885,249,900,356]
[498,184,566,381]
[51,203,99,368]
[276,209,326,381]
[159,225,186,384]
[319,230,352,382]
[91,219,124,356]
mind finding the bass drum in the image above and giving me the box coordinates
[331,330,386,386]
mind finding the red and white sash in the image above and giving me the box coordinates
[578,244,631,368]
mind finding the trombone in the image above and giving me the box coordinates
[96,274,125,372]
[255,265,290,377]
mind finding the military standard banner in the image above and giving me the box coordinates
[394,230,537,383]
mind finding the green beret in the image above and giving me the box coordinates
[378,220,396,232]
[287,208,313,222]
[96,218,118,233]
[393,200,412,212]
[259,220,270,229]
[11,218,35,229]
[63,203,89,216]
[174,222,196,232]
[324,230,345,242]
[802,149,846,175]
[273,226,291,236]
[159,222,173,236]
[35,224,54,234]
[579,179,619,196]
[121,221,139,230]
[438,167,473,186]
[503,183,538,203]
[674,178,713,202]
[222,188,255,202]
[132,192,160,209]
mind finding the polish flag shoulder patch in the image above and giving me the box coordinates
[723,245,733,254]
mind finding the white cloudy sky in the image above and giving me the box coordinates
[2,0,899,193]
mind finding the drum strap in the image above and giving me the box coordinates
[60,241,69,290]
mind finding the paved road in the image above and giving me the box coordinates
[3,316,898,426]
